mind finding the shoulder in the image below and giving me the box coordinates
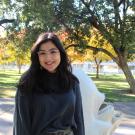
[15,89,32,104]
[72,76,80,93]
[70,72,79,84]
[16,88,30,97]
[20,70,29,81]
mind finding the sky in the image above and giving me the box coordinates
[0,26,6,37]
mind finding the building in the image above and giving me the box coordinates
[72,61,135,74]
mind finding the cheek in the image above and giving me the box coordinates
[58,55,61,64]
[38,57,44,64]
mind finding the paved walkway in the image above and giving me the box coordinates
[0,98,14,135]
[0,98,135,135]
[112,102,135,135]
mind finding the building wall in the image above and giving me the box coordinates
[72,62,135,74]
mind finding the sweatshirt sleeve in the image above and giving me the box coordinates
[13,90,32,135]
[73,82,85,135]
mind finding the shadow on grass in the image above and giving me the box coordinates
[99,87,135,102]
[0,73,19,89]
[89,73,127,82]
[88,73,135,102]
[0,82,17,89]
[91,77,126,82]
[0,74,10,78]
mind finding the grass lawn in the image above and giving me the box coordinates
[0,70,21,98]
[89,73,135,102]
[0,70,135,102]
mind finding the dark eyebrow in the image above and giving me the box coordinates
[39,48,58,51]
[49,48,59,51]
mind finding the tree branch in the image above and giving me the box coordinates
[65,43,118,63]
[112,0,122,31]
[80,0,114,45]
[118,0,124,7]
[0,19,15,25]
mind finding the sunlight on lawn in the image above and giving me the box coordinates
[89,73,135,102]
[0,89,16,98]
[0,70,21,89]
[94,81,129,90]
[0,70,20,98]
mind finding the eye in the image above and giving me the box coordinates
[41,52,46,55]
[38,52,46,56]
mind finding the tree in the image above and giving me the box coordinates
[54,0,135,94]
[9,0,61,48]
[0,37,15,70]
[58,31,87,62]
[0,35,30,73]
[59,29,116,78]
[0,1,15,27]
[12,0,135,93]
[8,30,30,73]
[86,28,116,78]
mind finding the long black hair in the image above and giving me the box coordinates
[17,32,78,94]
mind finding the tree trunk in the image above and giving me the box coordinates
[118,54,135,94]
[18,65,21,74]
[94,57,102,79]
[96,63,100,79]
[17,63,22,74]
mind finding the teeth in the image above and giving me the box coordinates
[46,62,53,65]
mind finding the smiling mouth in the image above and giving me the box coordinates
[45,62,54,66]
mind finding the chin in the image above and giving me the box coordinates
[47,69,56,73]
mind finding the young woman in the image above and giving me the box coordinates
[13,32,85,135]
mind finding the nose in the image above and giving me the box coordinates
[44,53,52,60]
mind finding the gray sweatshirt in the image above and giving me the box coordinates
[13,81,85,135]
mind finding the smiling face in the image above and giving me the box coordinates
[38,41,61,73]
